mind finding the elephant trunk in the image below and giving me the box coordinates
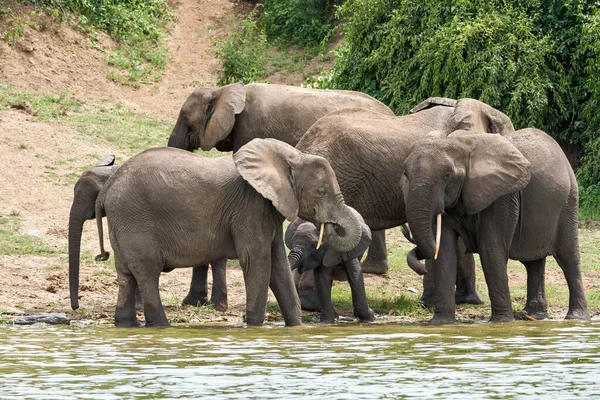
[407,247,428,275]
[405,192,437,260]
[288,247,304,270]
[68,199,89,310]
[323,205,361,253]
[168,116,192,151]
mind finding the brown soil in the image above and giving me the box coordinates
[0,0,597,326]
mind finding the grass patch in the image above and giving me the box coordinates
[0,216,56,256]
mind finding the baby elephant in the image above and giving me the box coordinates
[285,212,375,324]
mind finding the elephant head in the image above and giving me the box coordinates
[69,155,120,310]
[285,208,372,273]
[168,82,246,151]
[402,131,531,259]
[234,138,363,252]
[411,97,515,135]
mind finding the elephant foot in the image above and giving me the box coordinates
[95,251,110,261]
[182,295,209,307]
[115,318,142,328]
[246,316,265,326]
[565,308,590,321]
[208,298,228,312]
[318,309,338,324]
[355,308,375,322]
[489,313,514,323]
[524,300,548,320]
[428,314,456,324]
[455,290,484,305]
[145,320,171,328]
[360,257,389,275]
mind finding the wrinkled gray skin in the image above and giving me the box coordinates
[167,82,395,277]
[68,155,120,309]
[68,157,226,312]
[296,97,515,308]
[402,129,590,323]
[88,139,363,327]
[286,209,374,324]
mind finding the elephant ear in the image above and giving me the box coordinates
[458,134,531,215]
[452,98,515,135]
[95,155,115,167]
[234,138,303,221]
[410,97,458,114]
[204,82,246,149]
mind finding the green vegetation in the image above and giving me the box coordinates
[259,0,333,51]
[10,0,175,86]
[0,216,56,256]
[212,11,268,85]
[326,0,600,217]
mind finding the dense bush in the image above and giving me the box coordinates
[330,0,600,191]
[211,11,268,85]
[259,0,333,50]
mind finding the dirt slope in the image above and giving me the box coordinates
[0,0,256,323]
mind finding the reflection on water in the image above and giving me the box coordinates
[1,321,599,398]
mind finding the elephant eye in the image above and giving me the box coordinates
[444,172,454,180]
[206,103,214,118]
[315,187,327,197]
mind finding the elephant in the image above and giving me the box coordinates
[401,129,590,323]
[68,155,120,302]
[285,210,374,323]
[81,138,364,327]
[294,97,515,308]
[167,82,396,276]
[67,157,227,312]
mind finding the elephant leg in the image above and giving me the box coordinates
[114,265,141,328]
[239,247,271,327]
[420,262,436,307]
[313,265,336,324]
[522,258,548,320]
[429,226,458,324]
[134,265,169,327]
[269,231,302,326]
[478,248,513,323]
[344,258,375,322]
[182,265,209,306]
[454,240,483,305]
[554,224,590,320]
[295,269,321,311]
[209,259,228,312]
[360,230,389,274]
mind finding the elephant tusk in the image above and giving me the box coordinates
[434,213,442,260]
[316,223,325,250]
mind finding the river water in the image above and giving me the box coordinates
[1,321,599,398]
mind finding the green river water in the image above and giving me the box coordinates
[1,321,599,398]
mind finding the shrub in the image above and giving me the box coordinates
[259,0,333,50]
[211,11,268,85]
[330,0,600,187]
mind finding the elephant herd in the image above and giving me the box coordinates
[68,82,590,327]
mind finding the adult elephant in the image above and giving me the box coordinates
[167,83,396,307]
[67,157,227,312]
[80,139,365,327]
[294,97,515,309]
[402,129,590,323]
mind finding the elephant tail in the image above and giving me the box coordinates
[94,199,110,262]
